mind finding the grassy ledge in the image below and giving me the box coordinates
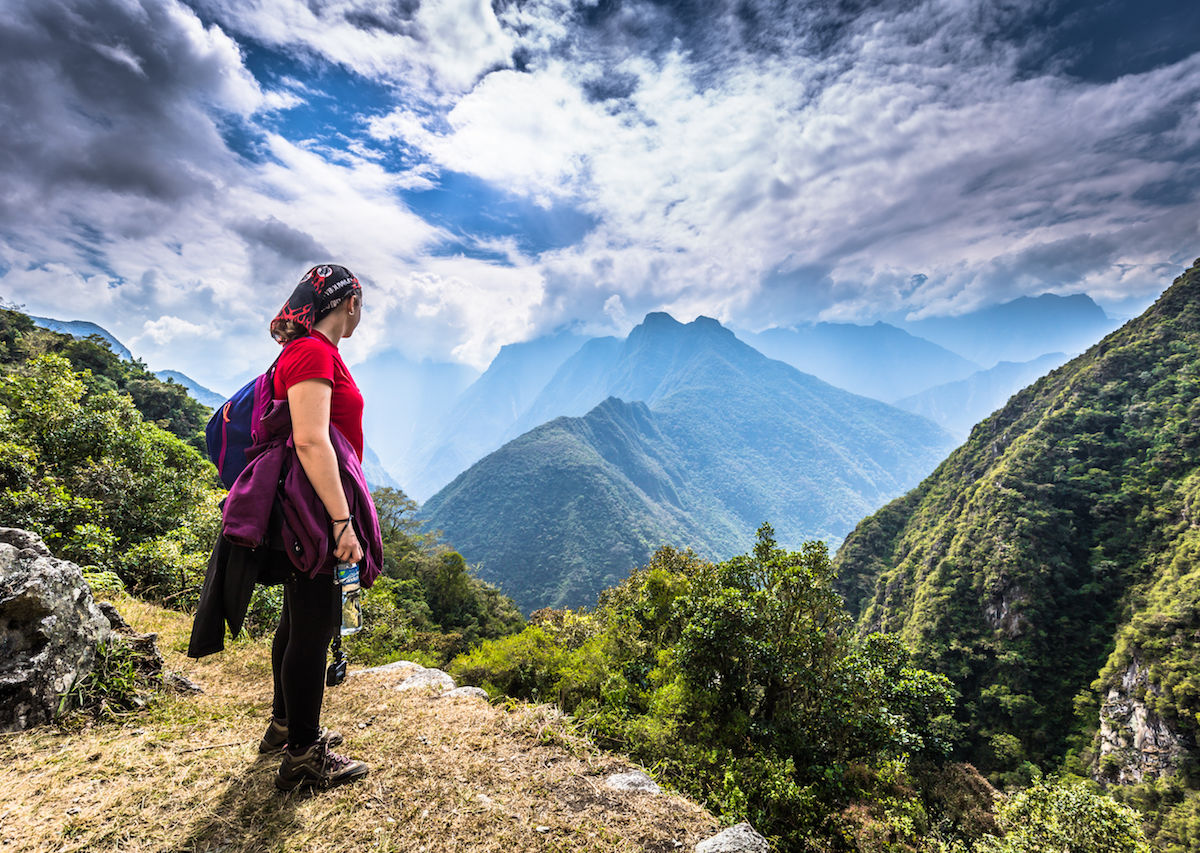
[0,596,717,853]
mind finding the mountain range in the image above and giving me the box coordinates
[832,261,1200,821]
[421,313,956,612]
[736,321,979,402]
[897,292,1118,367]
[374,293,1115,498]
[405,332,587,500]
[893,352,1071,439]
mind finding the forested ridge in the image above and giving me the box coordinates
[833,260,1200,846]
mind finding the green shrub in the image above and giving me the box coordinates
[451,527,962,849]
[980,777,1150,853]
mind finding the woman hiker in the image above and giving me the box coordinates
[189,264,382,792]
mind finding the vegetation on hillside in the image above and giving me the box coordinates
[833,262,1200,841]
[452,528,971,849]
[0,312,223,599]
[0,307,211,449]
[450,528,1152,851]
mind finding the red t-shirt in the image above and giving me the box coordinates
[273,331,364,461]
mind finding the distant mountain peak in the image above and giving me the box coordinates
[639,311,684,328]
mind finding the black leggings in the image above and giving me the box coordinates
[271,572,338,748]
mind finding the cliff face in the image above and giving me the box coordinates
[1097,656,1189,785]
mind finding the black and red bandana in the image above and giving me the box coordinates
[270,264,361,343]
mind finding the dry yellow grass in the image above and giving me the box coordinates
[0,596,717,853]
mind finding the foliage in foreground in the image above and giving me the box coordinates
[0,350,223,601]
[0,307,211,450]
[344,488,525,667]
[452,527,979,850]
[979,777,1149,853]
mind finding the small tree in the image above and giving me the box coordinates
[981,777,1150,853]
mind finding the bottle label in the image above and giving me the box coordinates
[335,562,363,635]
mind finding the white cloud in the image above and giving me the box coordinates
[192,0,514,96]
[2,0,1198,399]
[384,1,1200,334]
[136,315,211,345]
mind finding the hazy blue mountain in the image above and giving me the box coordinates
[361,444,401,491]
[899,293,1118,367]
[894,352,1070,439]
[421,313,955,612]
[352,350,480,489]
[154,370,226,409]
[736,321,979,402]
[507,335,623,436]
[408,330,588,500]
[29,315,133,360]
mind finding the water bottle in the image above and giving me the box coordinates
[335,562,363,636]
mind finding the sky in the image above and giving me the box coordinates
[1,0,1198,391]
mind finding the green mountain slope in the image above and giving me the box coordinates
[833,261,1200,785]
[422,315,955,612]
[422,398,712,610]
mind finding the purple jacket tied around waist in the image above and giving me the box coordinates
[222,395,382,587]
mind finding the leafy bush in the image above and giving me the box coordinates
[979,777,1150,853]
[452,526,961,849]
[0,352,223,599]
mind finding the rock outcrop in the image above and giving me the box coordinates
[605,770,662,794]
[695,822,770,853]
[1096,655,1189,784]
[353,659,490,700]
[0,528,112,731]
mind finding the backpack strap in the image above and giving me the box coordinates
[249,350,285,446]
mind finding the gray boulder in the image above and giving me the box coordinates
[395,667,456,692]
[442,686,489,701]
[605,770,662,794]
[695,823,770,853]
[350,659,425,677]
[0,528,113,731]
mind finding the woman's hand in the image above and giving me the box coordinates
[333,520,364,564]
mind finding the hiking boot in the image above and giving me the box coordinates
[275,739,369,792]
[258,716,344,754]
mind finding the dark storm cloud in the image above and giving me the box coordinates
[235,215,330,261]
[343,0,421,35]
[0,0,256,236]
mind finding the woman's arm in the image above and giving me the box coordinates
[287,378,364,564]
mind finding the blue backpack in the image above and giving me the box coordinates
[205,355,281,489]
